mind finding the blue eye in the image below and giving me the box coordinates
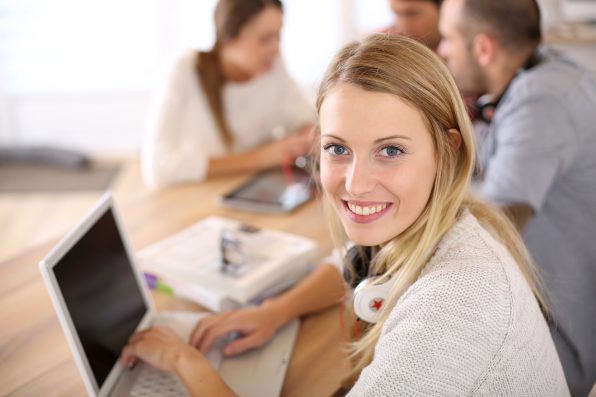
[379,145,404,158]
[323,144,349,156]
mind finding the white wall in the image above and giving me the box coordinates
[0,0,162,155]
[7,92,149,151]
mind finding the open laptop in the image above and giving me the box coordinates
[38,192,299,397]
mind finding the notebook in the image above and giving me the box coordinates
[137,215,318,312]
[38,192,299,397]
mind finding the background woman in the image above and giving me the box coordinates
[123,35,568,395]
[142,0,315,188]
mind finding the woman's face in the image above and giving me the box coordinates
[319,83,437,246]
[223,5,283,78]
[389,0,441,51]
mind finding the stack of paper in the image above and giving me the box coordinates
[137,216,318,312]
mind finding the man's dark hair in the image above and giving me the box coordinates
[460,0,542,52]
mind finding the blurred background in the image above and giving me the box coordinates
[1,0,595,157]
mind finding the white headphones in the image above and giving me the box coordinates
[353,276,395,323]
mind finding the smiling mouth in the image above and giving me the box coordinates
[347,202,387,215]
[342,200,393,223]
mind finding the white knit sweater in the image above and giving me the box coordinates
[348,211,570,396]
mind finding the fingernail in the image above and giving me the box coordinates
[127,360,137,370]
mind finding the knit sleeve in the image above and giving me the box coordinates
[347,257,512,396]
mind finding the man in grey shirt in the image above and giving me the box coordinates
[439,0,596,395]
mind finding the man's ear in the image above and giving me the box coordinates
[448,128,462,150]
[472,33,496,67]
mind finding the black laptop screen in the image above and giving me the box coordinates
[53,207,147,388]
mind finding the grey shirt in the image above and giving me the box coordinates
[477,47,596,397]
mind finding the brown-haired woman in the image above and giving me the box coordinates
[141,0,315,189]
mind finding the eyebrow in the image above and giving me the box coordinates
[321,134,412,143]
[374,135,412,143]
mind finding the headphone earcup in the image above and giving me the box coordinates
[476,97,498,124]
[353,276,394,323]
[474,50,542,125]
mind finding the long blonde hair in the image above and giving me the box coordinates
[315,34,546,374]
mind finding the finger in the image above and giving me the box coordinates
[190,313,233,348]
[222,332,266,356]
[128,328,152,344]
[154,325,177,338]
[190,317,218,348]
[129,326,168,345]
[120,344,139,368]
[198,319,251,354]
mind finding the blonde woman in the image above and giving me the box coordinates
[122,35,569,395]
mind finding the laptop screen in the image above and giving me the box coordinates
[53,207,147,389]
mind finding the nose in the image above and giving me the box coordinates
[345,157,376,197]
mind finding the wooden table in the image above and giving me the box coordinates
[0,162,351,397]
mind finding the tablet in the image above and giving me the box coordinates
[220,167,314,213]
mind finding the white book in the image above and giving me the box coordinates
[137,216,318,312]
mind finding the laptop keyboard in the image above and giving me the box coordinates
[130,365,188,397]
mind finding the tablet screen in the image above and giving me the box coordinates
[221,167,313,212]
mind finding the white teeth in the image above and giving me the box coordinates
[347,202,387,216]
[349,203,363,215]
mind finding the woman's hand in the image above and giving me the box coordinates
[120,326,208,373]
[121,326,236,396]
[206,125,315,178]
[255,126,314,170]
[190,302,286,356]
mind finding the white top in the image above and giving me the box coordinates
[348,211,570,396]
[141,50,315,188]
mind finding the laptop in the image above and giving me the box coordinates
[38,192,299,397]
